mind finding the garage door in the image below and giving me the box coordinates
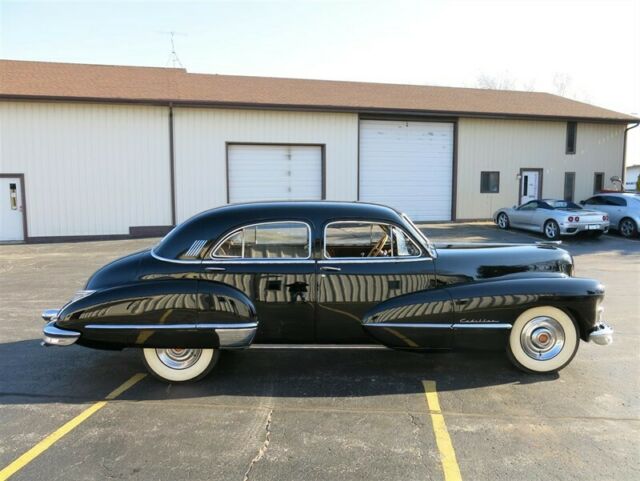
[228,144,323,203]
[359,120,454,220]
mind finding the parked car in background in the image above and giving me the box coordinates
[41,201,612,382]
[581,193,640,238]
[494,199,609,240]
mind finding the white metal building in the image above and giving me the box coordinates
[0,60,637,242]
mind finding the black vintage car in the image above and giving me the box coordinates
[42,201,613,382]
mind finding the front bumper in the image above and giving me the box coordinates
[42,321,80,346]
[588,323,614,346]
[560,222,609,235]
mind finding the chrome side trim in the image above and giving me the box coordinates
[452,323,512,329]
[84,323,257,330]
[366,322,512,329]
[151,248,316,265]
[42,309,60,322]
[250,344,387,350]
[318,257,431,264]
[216,327,257,348]
[42,322,80,346]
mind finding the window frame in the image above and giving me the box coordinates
[566,122,577,155]
[322,220,423,261]
[209,220,313,261]
[480,171,500,194]
[563,172,576,201]
[593,172,604,194]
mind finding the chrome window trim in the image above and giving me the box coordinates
[317,257,430,264]
[210,220,313,261]
[322,220,424,261]
[84,323,257,330]
[150,249,316,265]
[401,213,437,258]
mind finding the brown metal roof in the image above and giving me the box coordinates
[0,59,636,122]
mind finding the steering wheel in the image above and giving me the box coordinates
[367,233,389,257]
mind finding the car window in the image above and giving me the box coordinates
[518,201,538,211]
[211,221,310,259]
[584,196,602,205]
[324,222,421,258]
[604,196,626,207]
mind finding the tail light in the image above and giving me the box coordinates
[575,216,580,222]
[603,215,608,221]
[568,216,574,222]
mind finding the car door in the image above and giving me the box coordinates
[510,201,538,229]
[199,220,316,343]
[603,196,627,226]
[316,220,452,348]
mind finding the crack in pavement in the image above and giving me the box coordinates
[242,408,273,481]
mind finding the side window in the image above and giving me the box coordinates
[324,222,421,258]
[605,196,626,207]
[212,222,310,259]
[518,201,537,211]
[480,171,500,193]
[584,196,601,205]
[566,122,577,154]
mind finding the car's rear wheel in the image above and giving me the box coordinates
[619,218,637,238]
[543,220,560,240]
[507,306,579,374]
[142,348,220,383]
[497,212,510,229]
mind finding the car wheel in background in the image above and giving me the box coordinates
[507,306,580,374]
[142,348,220,383]
[543,220,560,240]
[619,218,638,238]
[497,212,510,229]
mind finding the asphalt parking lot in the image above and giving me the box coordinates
[1,223,638,481]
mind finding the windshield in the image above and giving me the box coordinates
[401,213,437,257]
[547,200,582,209]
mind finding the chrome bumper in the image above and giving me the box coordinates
[589,323,614,346]
[42,309,60,322]
[42,321,80,346]
[561,223,609,235]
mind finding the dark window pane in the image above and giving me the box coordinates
[480,171,500,193]
[566,122,577,154]
[593,173,604,194]
[564,172,575,201]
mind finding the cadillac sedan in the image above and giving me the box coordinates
[494,199,609,240]
[42,201,613,382]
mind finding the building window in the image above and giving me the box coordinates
[593,172,604,194]
[566,122,577,154]
[480,171,500,193]
[564,172,575,201]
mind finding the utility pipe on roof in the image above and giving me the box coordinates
[623,121,640,190]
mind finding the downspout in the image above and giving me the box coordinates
[622,121,639,191]
[168,102,177,226]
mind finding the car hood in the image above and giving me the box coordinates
[433,243,573,285]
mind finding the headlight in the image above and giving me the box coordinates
[70,290,96,303]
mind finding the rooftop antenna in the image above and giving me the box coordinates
[158,30,187,68]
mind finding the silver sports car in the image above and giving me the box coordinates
[581,192,640,238]
[494,199,610,240]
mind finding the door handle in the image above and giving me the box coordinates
[320,266,341,272]
[205,266,226,271]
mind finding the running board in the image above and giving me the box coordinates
[249,344,388,350]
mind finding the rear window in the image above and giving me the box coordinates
[211,222,310,259]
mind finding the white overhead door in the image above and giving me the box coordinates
[359,120,454,220]
[228,144,323,203]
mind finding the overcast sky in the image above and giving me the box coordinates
[1,0,638,163]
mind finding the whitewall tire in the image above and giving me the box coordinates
[507,306,579,374]
[142,348,220,383]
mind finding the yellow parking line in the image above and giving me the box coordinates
[0,373,147,481]
[422,380,463,481]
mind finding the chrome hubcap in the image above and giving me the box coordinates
[520,316,565,360]
[545,223,557,238]
[498,215,507,228]
[156,348,202,370]
[621,220,634,237]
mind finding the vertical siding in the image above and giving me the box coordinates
[0,101,172,237]
[456,118,626,219]
[173,108,358,222]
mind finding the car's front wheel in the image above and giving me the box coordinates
[507,306,579,374]
[543,220,560,240]
[142,348,220,383]
[619,218,638,238]
[497,212,510,229]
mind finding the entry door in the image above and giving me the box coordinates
[0,177,24,242]
[520,170,540,205]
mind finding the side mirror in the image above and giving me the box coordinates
[512,205,517,209]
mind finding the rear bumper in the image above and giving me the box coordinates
[560,222,609,235]
[42,321,80,346]
[588,323,614,346]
